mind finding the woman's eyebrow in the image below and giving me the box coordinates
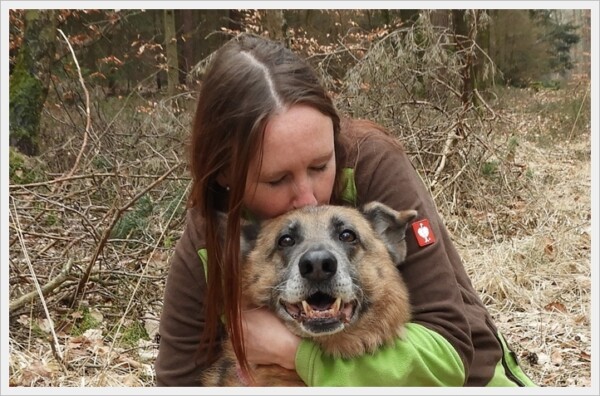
[260,151,334,179]
[312,151,334,163]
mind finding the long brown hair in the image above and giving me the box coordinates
[188,34,343,379]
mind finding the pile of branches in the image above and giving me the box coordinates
[8,73,193,380]
[331,12,528,219]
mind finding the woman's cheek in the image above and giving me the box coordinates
[246,188,289,220]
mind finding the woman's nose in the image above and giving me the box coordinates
[292,180,317,209]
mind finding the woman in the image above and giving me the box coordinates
[154,33,535,387]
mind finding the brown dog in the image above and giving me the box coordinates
[201,202,417,386]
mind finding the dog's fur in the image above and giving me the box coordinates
[201,202,417,386]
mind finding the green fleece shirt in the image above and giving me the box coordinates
[296,323,465,386]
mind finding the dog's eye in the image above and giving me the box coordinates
[278,235,295,247]
[339,229,357,243]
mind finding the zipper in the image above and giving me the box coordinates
[495,332,526,387]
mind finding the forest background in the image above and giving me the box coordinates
[4,6,594,389]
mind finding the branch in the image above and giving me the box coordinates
[57,28,90,180]
[104,180,189,367]
[430,121,461,188]
[473,88,497,120]
[9,259,74,313]
[9,171,188,189]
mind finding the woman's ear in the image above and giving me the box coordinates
[216,170,230,191]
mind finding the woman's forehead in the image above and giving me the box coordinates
[255,105,335,173]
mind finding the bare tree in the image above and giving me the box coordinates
[163,9,179,98]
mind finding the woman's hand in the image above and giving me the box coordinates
[241,307,301,370]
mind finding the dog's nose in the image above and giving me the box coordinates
[298,249,337,281]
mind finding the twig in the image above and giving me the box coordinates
[567,86,589,142]
[366,99,447,117]
[473,88,497,120]
[433,162,469,201]
[9,197,64,362]
[404,108,433,191]
[9,171,187,189]
[430,121,461,188]
[7,229,72,242]
[9,259,74,313]
[57,28,90,180]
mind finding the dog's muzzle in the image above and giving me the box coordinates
[280,248,357,335]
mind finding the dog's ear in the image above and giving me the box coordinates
[361,202,417,266]
[240,220,261,258]
[217,212,260,258]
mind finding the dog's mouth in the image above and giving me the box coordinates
[281,291,355,331]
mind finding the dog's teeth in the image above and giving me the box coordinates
[301,300,313,315]
[332,298,341,314]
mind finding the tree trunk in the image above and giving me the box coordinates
[180,9,195,82]
[229,9,244,31]
[451,9,476,110]
[9,10,57,156]
[261,10,286,42]
[163,9,179,98]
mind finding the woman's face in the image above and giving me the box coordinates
[243,104,336,220]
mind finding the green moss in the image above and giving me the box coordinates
[9,147,44,184]
[120,321,149,347]
[111,194,154,240]
[30,320,48,339]
[43,213,58,226]
[525,169,534,179]
[163,233,175,249]
[71,308,102,336]
[507,136,519,153]
[481,160,499,177]
[92,155,113,171]
[9,49,45,155]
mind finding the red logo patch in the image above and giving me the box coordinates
[412,219,436,247]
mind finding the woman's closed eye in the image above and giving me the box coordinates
[310,163,328,172]
[266,162,329,187]
[267,175,287,187]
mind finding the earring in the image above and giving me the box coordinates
[225,186,230,192]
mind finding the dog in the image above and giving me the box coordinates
[201,202,417,386]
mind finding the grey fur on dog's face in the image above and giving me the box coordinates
[241,203,416,339]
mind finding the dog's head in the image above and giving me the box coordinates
[240,202,416,349]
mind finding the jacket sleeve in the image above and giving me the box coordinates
[356,135,475,374]
[296,323,465,386]
[154,209,214,386]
